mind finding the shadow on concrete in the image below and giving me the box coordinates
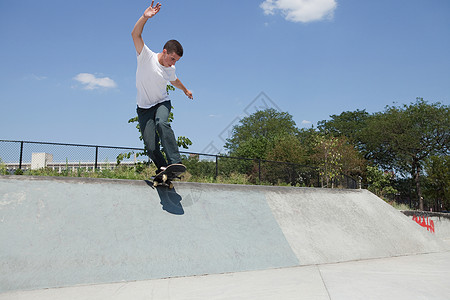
[145,181,184,215]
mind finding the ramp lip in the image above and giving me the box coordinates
[0,175,365,193]
[0,174,147,186]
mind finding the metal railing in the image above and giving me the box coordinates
[0,140,358,188]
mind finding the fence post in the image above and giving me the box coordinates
[258,159,261,183]
[95,146,99,170]
[215,155,218,179]
[318,170,321,188]
[19,141,24,170]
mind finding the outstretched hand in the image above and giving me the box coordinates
[143,1,161,19]
[185,90,193,100]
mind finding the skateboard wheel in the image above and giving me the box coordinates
[169,182,174,189]
[153,181,158,187]
[162,174,168,182]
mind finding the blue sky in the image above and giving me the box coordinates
[1,0,449,154]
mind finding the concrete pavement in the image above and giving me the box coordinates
[2,252,449,300]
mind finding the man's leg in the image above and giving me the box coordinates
[155,101,182,165]
[137,106,168,170]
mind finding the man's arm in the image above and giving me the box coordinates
[131,1,161,54]
[171,79,193,100]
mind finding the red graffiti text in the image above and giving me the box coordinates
[412,215,435,233]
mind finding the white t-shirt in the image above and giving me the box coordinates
[136,44,177,109]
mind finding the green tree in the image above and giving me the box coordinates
[366,165,398,200]
[265,135,309,185]
[361,98,449,210]
[311,135,365,188]
[225,108,299,159]
[224,108,304,183]
[423,155,450,211]
[317,109,370,152]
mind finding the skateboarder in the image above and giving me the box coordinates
[132,1,193,174]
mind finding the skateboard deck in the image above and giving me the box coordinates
[152,164,186,188]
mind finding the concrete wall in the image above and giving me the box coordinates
[402,211,450,245]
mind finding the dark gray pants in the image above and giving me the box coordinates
[137,101,181,170]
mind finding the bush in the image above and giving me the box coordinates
[0,158,8,175]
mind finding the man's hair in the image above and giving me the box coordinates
[164,40,183,57]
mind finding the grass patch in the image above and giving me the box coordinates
[389,201,411,211]
[12,164,269,186]
[22,164,158,181]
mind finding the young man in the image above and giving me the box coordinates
[132,1,193,174]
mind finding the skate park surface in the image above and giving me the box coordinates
[1,176,449,299]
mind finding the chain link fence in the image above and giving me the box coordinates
[0,140,358,188]
[0,140,143,172]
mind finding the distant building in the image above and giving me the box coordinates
[4,152,137,173]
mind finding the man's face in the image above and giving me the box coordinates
[161,49,181,67]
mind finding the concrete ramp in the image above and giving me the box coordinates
[266,188,447,264]
[0,176,447,293]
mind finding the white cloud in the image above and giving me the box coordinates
[260,0,337,23]
[73,73,117,90]
[301,120,312,125]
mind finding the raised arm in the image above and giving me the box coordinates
[131,1,162,54]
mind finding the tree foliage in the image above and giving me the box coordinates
[311,135,365,188]
[423,155,450,211]
[222,97,448,210]
[366,165,398,200]
[225,108,299,159]
[317,109,370,152]
[224,108,365,187]
[360,98,449,209]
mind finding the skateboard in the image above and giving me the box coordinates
[152,164,186,188]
